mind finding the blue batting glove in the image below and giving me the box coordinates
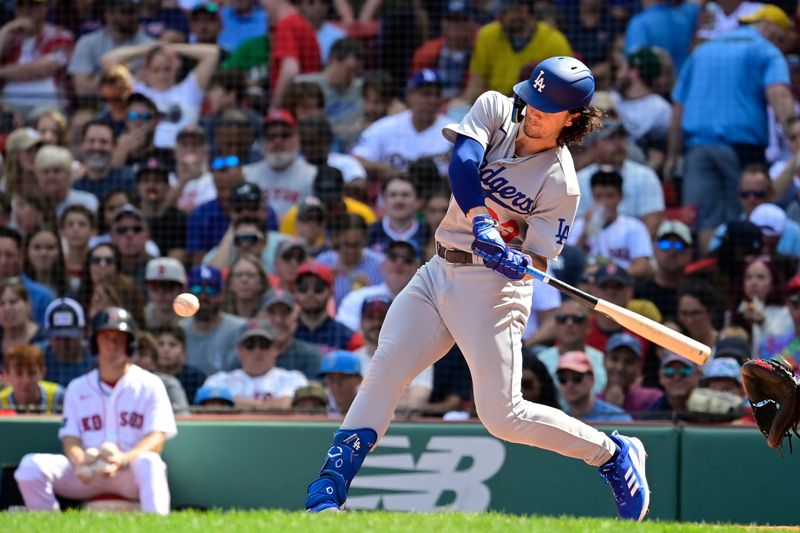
[494,249,531,280]
[471,214,505,263]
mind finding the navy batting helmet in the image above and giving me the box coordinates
[512,56,595,120]
[90,306,139,356]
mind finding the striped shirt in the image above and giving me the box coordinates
[316,248,385,306]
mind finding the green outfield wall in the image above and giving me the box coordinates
[0,418,796,525]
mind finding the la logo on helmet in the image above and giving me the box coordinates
[533,70,546,93]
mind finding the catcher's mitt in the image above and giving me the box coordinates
[741,357,800,452]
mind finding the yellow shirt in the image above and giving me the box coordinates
[470,21,572,96]
[0,380,64,412]
[280,197,378,235]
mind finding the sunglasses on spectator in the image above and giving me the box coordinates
[296,277,328,294]
[264,131,293,141]
[281,250,306,263]
[211,155,240,170]
[102,96,125,105]
[147,282,182,293]
[232,202,260,213]
[789,294,800,307]
[657,239,687,252]
[114,225,144,235]
[662,367,694,378]
[128,111,153,121]
[190,284,220,297]
[739,190,767,199]
[241,337,272,350]
[555,314,587,325]
[91,256,116,265]
[234,233,263,247]
[557,373,586,385]
[386,251,415,265]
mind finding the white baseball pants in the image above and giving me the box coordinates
[342,255,616,466]
[14,452,171,514]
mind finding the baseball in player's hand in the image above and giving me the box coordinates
[75,462,95,483]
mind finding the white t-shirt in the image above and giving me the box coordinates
[327,152,367,183]
[58,365,178,450]
[134,73,205,148]
[576,160,664,219]
[2,35,64,109]
[610,91,672,144]
[351,110,453,176]
[170,171,216,212]
[568,214,654,269]
[336,283,392,332]
[203,367,308,401]
[243,158,317,219]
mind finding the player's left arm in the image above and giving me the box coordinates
[100,432,166,477]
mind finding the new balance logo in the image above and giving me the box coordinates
[624,466,639,497]
[533,70,546,92]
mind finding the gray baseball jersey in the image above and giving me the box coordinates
[436,91,580,259]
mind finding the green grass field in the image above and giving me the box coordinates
[0,510,795,533]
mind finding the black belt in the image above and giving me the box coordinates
[436,242,474,264]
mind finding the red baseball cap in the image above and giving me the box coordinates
[557,351,593,374]
[790,274,800,294]
[296,261,334,287]
[263,109,297,130]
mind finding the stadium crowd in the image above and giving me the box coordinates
[0,0,798,425]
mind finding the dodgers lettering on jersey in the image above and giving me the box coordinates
[58,365,177,451]
[436,91,580,260]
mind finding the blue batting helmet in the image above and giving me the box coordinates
[513,56,595,114]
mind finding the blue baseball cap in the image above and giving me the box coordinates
[513,56,595,113]
[384,239,422,261]
[319,350,362,377]
[407,69,442,92]
[606,332,642,358]
[701,357,742,384]
[194,386,234,406]
[188,264,222,289]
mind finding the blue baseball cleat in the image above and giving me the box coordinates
[599,431,650,522]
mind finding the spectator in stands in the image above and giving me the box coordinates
[368,175,429,252]
[411,0,475,100]
[611,48,672,156]
[110,204,153,291]
[263,0,322,112]
[464,0,570,101]
[297,0,345,64]
[556,350,632,422]
[132,331,190,415]
[0,0,74,113]
[101,42,220,148]
[0,344,64,412]
[599,332,664,418]
[258,289,322,379]
[336,240,420,331]
[222,254,271,319]
[204,70,261,139]
[353,69,452,178]
[355,295,433,409]
[218,0,267,53]
[665,5,797,254]
[297,38,365,148]
[189,2,223,49]
[60,206,97,294]
[68,0,153,96]
[0,227,54,326]
[76,242,120,310]
[96,65,134,136]
[317,214,385,306]
[180,265,246,376]
[24,226,67,297]
[635,220,693,321]
[136,156,187,262]
[194,385,235,407]
[41,298,93,387]
[731,256,793,357]
[92,189,135,246]
[12,192,52,238]
[700,357,744,396]
[647,351,702,418]
[280,165,375,237]
[35,146,98,218]
[3,128,43,199]
[771,116,800,211]
[271,239,310,292]
[625,0,700,70]
[113,93,170,169]
[568,167,654,278]
[283,80,325,121]
[243,110,317,219]
[294,197,329,257]
[778,275,800,368]
[421,186,451,258]
[559,0,624,72]
[357,70,400,136]
[320,350,362,417]
[73,119,136,200]
[0,279,46,358]
[576,119,665,236]
[88,274,146,329]
[519,353,559,409]
[144,257,187,328]
[207,214,288,274]
[298,116,367,185]
[695,0,763,41]
[536,299,607,398]
[749,203,800,261]
[136,0,190,42]
[676,279,720,350]
[170,125,215,213]
[203,318,307,408]
[294,262,363,354]
[292,382,328,410]
[32,109,68,147]
[154,323,206,405]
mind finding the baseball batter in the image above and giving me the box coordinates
[15,307,177,515]
[306,57,650,521]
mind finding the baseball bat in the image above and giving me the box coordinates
[525,265,710,365]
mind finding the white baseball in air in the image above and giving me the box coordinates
[173,293,200,318]
[99,442,119,458]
